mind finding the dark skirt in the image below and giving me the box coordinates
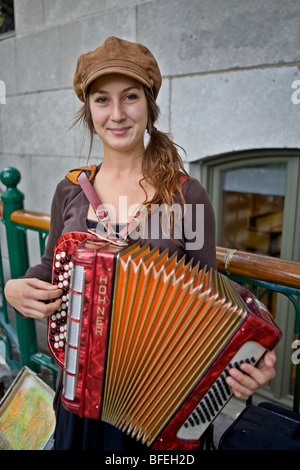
[54,399,148,451]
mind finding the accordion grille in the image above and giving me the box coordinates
[64,264,85,401]
[101,244,247,446]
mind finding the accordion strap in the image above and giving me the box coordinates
[77,170,142,239]
[78,170,189,240]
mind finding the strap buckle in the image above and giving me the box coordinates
[96,208,110,222]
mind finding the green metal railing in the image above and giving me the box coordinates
[0,166,299,411]
[0,167,58,387]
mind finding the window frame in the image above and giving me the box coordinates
[199,149,300,262]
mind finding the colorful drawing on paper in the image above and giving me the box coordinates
[0,373,56,450]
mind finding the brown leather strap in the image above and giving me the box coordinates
[77,170,189,240]
[77,170,142,239]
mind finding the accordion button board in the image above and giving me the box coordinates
[176,340,265,440]
[49,231,89,366]
[50,252,72,350]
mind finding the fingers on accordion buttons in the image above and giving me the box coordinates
[51,250,73,351]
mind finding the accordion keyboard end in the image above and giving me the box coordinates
[176,340,266,442]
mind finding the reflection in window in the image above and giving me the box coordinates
[220,164,286,257]
[220,163,287,321]
[0,0,14,35]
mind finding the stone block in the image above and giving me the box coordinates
[44,0,141,29]
[137,0,300,77]
[0,153,80,215]
[1,90,75,157]
[0,107,2,154]
[27,155,81,213]
[60,7,136,90]
[171,66,300,161]
[14,0,45,35]
[16,28,62,94]
[0,37,17,95]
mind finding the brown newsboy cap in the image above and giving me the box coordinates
[73,36,162,102]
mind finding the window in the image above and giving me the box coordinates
[220,163,286,257]
[0,0,14,35]
[200,150,300,262]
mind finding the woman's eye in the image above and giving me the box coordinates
[125,94,138,102]
[96,97,108,104]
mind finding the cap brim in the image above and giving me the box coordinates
[83,66,152,99]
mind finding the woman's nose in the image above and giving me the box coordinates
[111,101,125,121]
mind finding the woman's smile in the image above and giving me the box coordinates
[108,126,131,136]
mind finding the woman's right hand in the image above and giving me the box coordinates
[4,278,62,320]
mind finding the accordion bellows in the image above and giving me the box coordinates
[48,232,281,450]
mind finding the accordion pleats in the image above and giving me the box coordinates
[101,244,246,446]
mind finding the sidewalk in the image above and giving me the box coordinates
[213,397,246,448]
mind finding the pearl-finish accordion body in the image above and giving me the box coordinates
[48,231,281,450]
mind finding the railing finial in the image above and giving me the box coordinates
[0,167,21,188]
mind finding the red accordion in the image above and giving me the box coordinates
[48,231,281,450]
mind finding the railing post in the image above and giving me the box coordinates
[0,167,38,369]
[0,167,29,275]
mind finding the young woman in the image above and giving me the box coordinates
[4,36,276,450]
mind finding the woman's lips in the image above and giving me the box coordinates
[108,127,131,136]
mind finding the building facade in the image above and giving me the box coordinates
[0,0,300,407]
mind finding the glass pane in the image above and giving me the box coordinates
[0,0,15,34]
[220,163,287,257]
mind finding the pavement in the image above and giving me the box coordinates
[212,397,246,448]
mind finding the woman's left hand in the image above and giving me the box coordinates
[225,350,277,401]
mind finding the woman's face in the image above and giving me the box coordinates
[89,73,148,157]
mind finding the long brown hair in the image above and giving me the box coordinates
[142,87,189,208]
[70,84,189,208]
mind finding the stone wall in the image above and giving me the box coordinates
[1,0,300,214]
